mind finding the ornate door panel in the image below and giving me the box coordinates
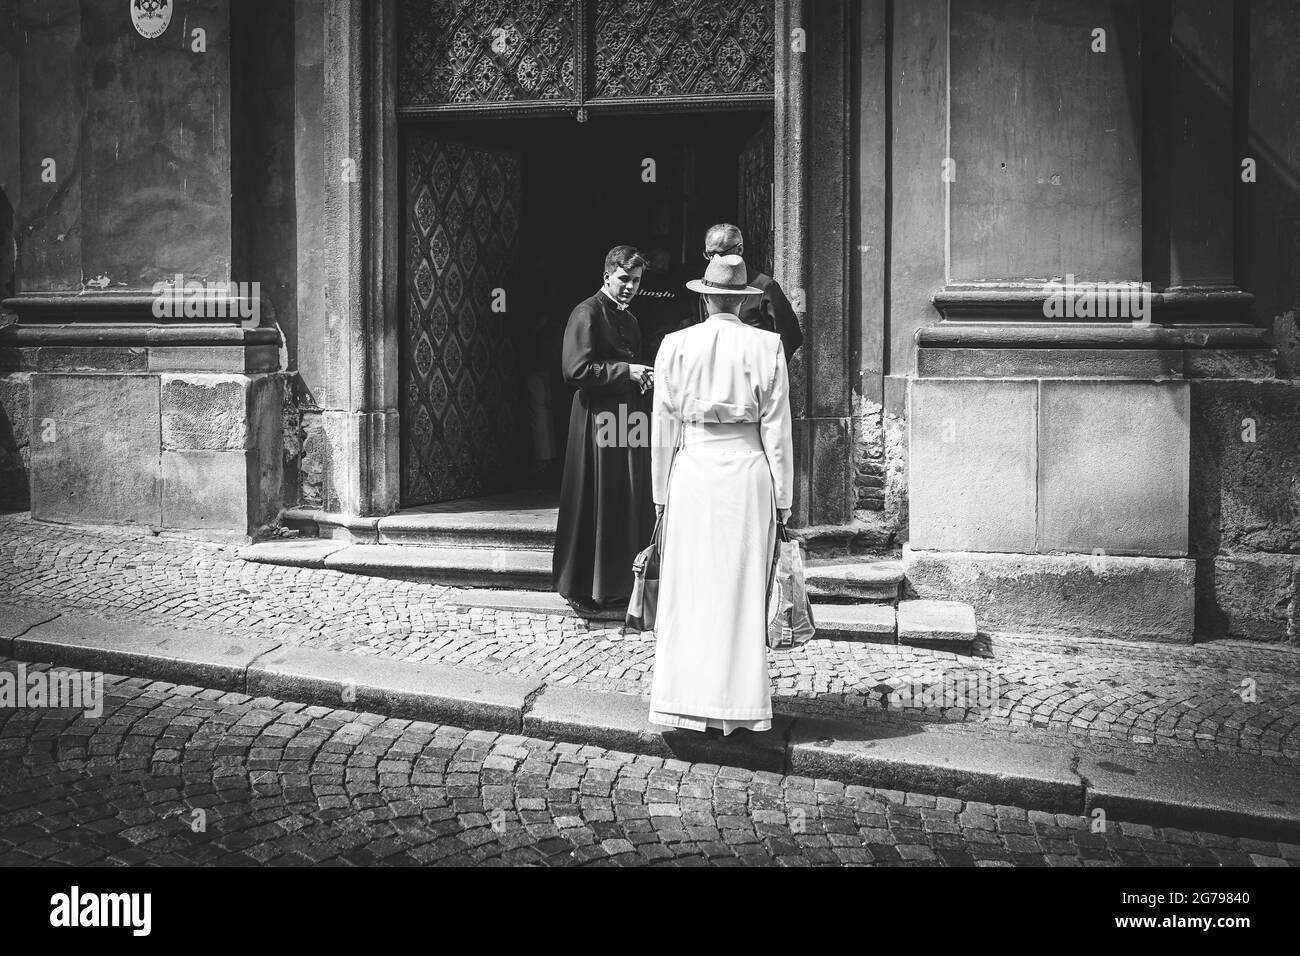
[402,136,526,505]
[738,116,774,278]
[591,0,775,99]
[397,0,775,115]
[398,0,578,109]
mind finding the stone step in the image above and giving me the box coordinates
[443,588,901,642]
[282,492,560,551]
[803,560,905,602]
[241,541,552,590]
[242,541,915,613]
[896,599,978,648]
[325,545,552,589]
[377,505,557,551]
[810,602,898,644]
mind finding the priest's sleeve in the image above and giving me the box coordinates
[562,302,629,394]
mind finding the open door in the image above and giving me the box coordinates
[737,117,775,278]
[401,135,527,506]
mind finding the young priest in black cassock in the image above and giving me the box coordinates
[552,245,657,614]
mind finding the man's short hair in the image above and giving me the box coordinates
[703,293,748,316]
[704,223,744,255]
[604,244,648,274]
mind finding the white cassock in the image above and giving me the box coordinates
[647,313,794,734]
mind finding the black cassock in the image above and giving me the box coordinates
[552,292,655,605]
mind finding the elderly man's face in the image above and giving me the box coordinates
[603,266,643,306]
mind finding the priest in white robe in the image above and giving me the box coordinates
[647,254,795,735]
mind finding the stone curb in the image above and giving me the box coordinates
[5,605,1299,842]
[788,718,1082,813]
[245,645,541,735]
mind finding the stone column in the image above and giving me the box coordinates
[774,0,810,523]
[776,0,855,529]
[296,0,399,519]
[1143,0,1246,315]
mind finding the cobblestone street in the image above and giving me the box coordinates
[2,514,1298,770]
[2,660,1297,867]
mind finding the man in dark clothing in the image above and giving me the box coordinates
[696,223,803,362]
[635,245,695,366]
[552,245,656,616]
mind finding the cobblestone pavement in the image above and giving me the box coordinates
[2,514,1299,768]
[2,660,1297,867]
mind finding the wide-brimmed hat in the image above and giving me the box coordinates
[686,254,762,295]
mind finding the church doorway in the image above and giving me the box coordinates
[399,110,773,507]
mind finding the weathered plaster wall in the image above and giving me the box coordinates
[1245,0,1300,350]
[14,0,233,292]
[949,0,1143,282]
[0,3,19,311]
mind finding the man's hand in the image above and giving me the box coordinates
[629,364,653,393]
[655,504,665,518]
[778,507,792,524]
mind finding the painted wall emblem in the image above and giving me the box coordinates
[130,0,172,39]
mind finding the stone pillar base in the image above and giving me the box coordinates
[903,545,1196,643]
[0,322,285,537]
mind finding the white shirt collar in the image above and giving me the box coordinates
[599,287,628,311]
[706,312,742,324]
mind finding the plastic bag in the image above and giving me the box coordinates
[766,526,816,649]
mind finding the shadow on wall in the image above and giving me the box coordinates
[0,185,12,312]
[0,186,28,510]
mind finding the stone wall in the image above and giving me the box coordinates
[0,327,286,536]
[0,369,29,508]
[13,0,234,293]
[821,391,902,556]
[1190,376,1300,643]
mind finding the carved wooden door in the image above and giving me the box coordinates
[401,135,526,505]
[738,116,774,278]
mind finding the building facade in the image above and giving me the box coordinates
[1,0,1297,643]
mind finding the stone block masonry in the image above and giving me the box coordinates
[3,359,287,537]
[1191,378,1300,642]
[0,372,31,508]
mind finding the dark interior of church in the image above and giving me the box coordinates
[401,110,773,494]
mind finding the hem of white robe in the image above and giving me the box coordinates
[647,710,772,735]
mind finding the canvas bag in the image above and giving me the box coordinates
[626,425,684,633]
[625,514,663,632]
[766,523,816,649]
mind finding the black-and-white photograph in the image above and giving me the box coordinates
[0,0,1296,913]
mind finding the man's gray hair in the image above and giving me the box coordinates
[704,223,744,255]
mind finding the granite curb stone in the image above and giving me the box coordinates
[12,611,274,691]
[4,602,1300,840]
[1080,754,1300,841]
[0,604,61,653]
[245,645,542,734]
[787,717,1082,812]
[524,684,791,773]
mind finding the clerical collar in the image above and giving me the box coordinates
[599,287,628,311]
